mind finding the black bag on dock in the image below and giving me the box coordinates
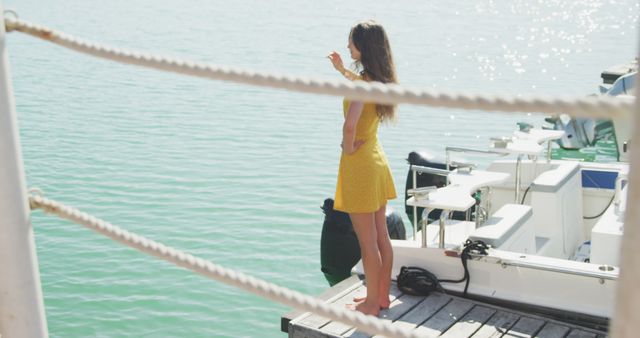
[396,266,443,296]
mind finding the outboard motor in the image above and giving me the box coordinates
[546,115,596,150]
[547,65,635,155]
[405,151,471,230]
[605,71,636,96]
[320,198,405,286]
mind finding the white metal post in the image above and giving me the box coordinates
[0,9,50,338]
[610,55,640,336]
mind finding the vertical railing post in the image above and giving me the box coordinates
[610,55,640,336]
[0,9,50,338]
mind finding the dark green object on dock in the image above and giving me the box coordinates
[320,198,406,286]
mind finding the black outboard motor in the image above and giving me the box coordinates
[320,198,406,286]
[405,151,472,230]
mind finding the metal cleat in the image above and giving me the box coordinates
[450,160,477,172]
[407,186,437,201]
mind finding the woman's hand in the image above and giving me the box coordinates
[341,139,366,155]
[327,51,345,72]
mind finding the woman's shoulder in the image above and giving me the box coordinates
[357,71,371,82]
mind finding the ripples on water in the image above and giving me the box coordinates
[4,0,638,336]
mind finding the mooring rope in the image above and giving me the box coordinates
[3,17,634,119]
[29,194,422,338]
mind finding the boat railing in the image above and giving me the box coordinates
[445,146,505,178]
[445,146,506,225]
[409,159,483,246]
[408,165,449,243]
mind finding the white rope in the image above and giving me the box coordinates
[29,194,424,338]
[4,17,634,119]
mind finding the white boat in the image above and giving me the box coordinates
[344,62,638,330]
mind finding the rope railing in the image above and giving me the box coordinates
[3,17,635,119]
[29,194,422,338]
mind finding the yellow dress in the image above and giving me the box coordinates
[334,99,397,213]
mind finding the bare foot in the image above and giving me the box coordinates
[347,300,380,316]
[346,298,366,310]
[353,296,391,310]
[379,297,391,310]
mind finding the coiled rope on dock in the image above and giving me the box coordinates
[3,17,634,119]
[29,194,421,338]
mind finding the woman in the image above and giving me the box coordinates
[327,20,398,316]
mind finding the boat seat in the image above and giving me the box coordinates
[530,162,580,193]
[406,169,510,212]
[529,161,583,258]
[469,204,535,253]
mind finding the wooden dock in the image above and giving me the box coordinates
[281,276,608,338]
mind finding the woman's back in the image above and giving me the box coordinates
[335,99,395,213]
[342,100,379,142]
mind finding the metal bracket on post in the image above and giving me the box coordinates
[515,154,523,203]
[411,166,417,241]
[409,164,449,246]
[407,182,437,247]
[0,5,49,337]
[421,207,431,248]
[438,210,449,249]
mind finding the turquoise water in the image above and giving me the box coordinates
[3,0,638,336]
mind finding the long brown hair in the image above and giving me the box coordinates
[350,20,398,122]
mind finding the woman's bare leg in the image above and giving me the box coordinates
[375,204,393,309]
[352,206,393,309]
[349,212,381,316]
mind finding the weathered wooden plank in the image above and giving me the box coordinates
[296,284,366,330]
[321,284,403,336]
[534,322,571,338]
[503,316,545,338]
[379,291,424,322]
[283,275,364,333]
[343,292,427,338]
[566,329,598,338]
[392,292,452,333]
[470,310,519,338]
[286,280,610,338]
[289,323,342,338]
[413,298,475,337]
[439,305,496,338]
